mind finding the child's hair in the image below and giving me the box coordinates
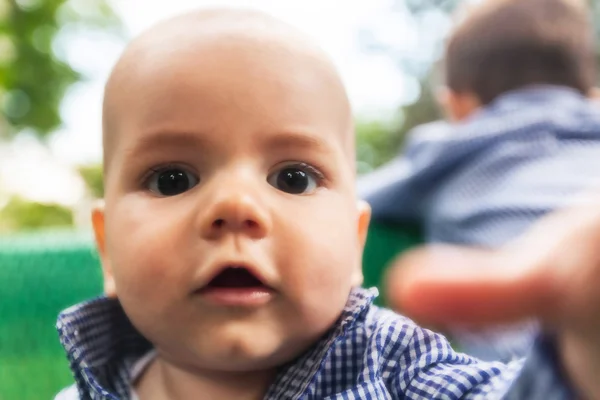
[444,0,596,105]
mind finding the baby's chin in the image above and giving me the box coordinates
[173,335,309,373]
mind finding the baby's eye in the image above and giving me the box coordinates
[146,167,199,196]
[267,164,321,195]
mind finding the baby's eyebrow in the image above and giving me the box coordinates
[264,131,334,155]
[127,130,211,155]
[123,129,335,159]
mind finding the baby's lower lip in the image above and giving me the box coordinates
[196,286,274,307]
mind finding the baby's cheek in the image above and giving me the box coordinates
[283,221,356,318]
[108,217,184,305]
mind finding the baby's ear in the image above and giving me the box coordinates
[437,86,480,122]
[356,200,371,251]
[588,87,600,101]
[91,201,117,298]
[352,200,371,286]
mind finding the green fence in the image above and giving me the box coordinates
[362,222,423,305]
[0,230,103,399]
[0,222,421,399]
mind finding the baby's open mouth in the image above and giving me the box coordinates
[205,267,266,288]
[198,266,274,307]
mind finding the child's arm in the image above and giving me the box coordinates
[386,196,600,399]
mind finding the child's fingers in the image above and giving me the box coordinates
[387,192,600,330]
[385,245,561,327]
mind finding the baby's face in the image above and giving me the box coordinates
[95,28,369,372]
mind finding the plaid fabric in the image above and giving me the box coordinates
[359,86,600,247]
[56,287,574,399]
[358,85,600,361]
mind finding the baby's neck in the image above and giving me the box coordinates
[135,355,277,400]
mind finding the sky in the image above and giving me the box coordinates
[1,0,424,206]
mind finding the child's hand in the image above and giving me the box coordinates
[385,195,600,399]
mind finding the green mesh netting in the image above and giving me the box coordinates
[0,222,421,399]
[362,221,423,306]
[0,230,103,399]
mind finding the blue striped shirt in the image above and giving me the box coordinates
[359,86,600,246]
[358,85,600,361]
[55,288,574,399]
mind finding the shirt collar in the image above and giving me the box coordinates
[489,84,586,112]
[57,287,378,399]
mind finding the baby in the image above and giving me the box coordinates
[359,0,600,362]
[56,9,578,399]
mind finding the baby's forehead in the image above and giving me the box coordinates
[102,10,354,172]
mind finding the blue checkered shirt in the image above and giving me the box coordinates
[358,85,600,362]
[55,287,574,399]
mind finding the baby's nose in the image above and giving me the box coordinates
[201,188,270,240]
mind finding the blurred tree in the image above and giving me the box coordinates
[0,0,120,139]
[0,196,73,232]
[386,0,458,161]
[0,0,119,231]
[355,0,458,171]
[78,163,103,198]
[356,118,402,173]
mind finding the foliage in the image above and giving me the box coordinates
[354,0,458,170]
[356,119,401,173]
[78,163,103,198]
[0,0,118,230]
[0,0,120,139]
[355,81,443,171]
[0,196,73,232]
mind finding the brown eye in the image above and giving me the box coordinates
[267,166,319,195]
[147,168,199,196]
